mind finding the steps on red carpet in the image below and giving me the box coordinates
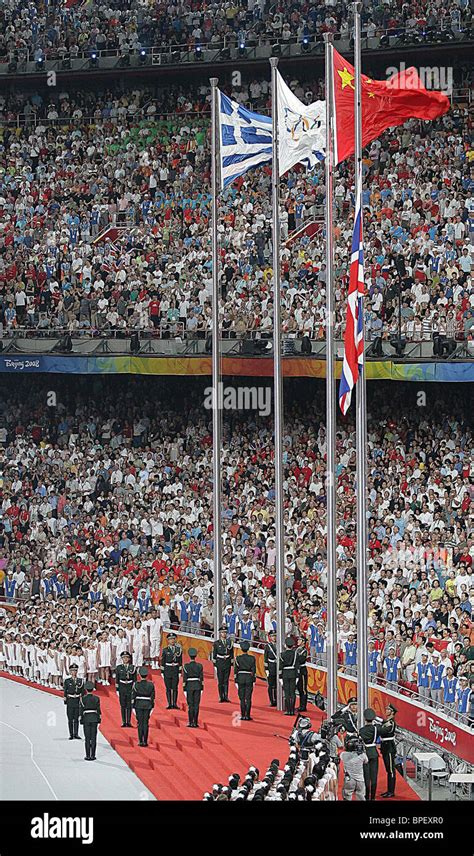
[95,665,324,800]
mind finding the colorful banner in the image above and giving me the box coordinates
[169,632,473,765]
[0,354,472,381]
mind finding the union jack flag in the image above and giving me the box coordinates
[338,179,364,415]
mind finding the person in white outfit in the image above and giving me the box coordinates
[47,642,60,688]
[85,639,98,686]
[131,620,147,668]
[98,632,111,685]
[149,610,163,669]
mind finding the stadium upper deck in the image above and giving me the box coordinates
[0,0,472,78]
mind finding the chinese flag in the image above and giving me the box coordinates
[332,48,450,165]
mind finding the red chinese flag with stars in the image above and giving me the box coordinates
[332,47,450,165]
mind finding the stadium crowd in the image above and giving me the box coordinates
[0,0,471,64]
[0,378,472,724]
[0,79,472,344]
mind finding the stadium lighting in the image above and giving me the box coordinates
[302,36,310,53]
[35,57,44,71]
[271,43,281,57]
[130,333,140,354]
[239,41,246,57]
[90,51,98,67]
[194,45,203,61]
[139,48,147,64]
[61,57,71,70]
[119,53,130,68]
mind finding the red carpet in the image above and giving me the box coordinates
[98,661,322,800]
[1,669,418,801]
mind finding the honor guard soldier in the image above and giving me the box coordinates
[234,640,256,720]
[63,663,85,740]
[161,632,182,709]
[379,703,397,797]
[183,648,204,727]
[296,637,308,712]
[279,637,299,716]
[359,708,379,801]
[115,651,137,727]
[132,666,155,747]
[340,696,359,735]
[212,626,234,703]
[263,630,278,707]
[80,682,101,761]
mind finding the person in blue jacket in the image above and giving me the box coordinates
[456,675,471,721]
[442,666,458,715]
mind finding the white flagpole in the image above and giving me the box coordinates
[323,32,338,718]
[353,4,369,723]
[270,56,286,711]
[210,77,223,640]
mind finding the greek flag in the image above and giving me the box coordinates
[218,91,272,189]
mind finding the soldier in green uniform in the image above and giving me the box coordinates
[160,632,182,709]
[63,663,85,740]
[212,626,233,702]
[263,630,277,707]
[379,703,397,798]
[115,651,137,727]
[183,648,204,727]
[79,682,101,761]
[296,637,308,712]
[234,640,256,720]
[279,637,299,716]
[340,696,359,735]
[359,707,379,800]
[132,666,155,747]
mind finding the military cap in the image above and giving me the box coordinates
[69,663,78,670]
[364,707,376,721]
[240,640,250,651]
[387,703,398,713]
[139,666,149,677]
[121,651,132,657]
[348,696,357,704]
[268,630,276,637]
[168,632,177,639]
[84,681,94,691]
[188,648,197,658]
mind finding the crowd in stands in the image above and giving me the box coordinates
[0,0,471,64]
[0,77,472,344]
[0,378,472,723]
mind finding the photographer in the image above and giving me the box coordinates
[289,717,320,761]
[341,735,368,801]
[320,718,344,762]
